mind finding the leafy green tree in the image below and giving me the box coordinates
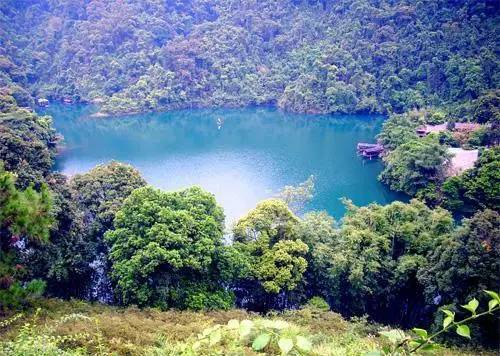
[377,113,419,151]
[297,211,338,302]
[22,173,91,299]
[442,147,500,213]
[232,200,308,310]
[326,199,454,327]
[473,90,500,124]
[105,185,232,309]
[418,209,499,346]
[70,161,146,242]
[0,165,53,310]
[0,105,58,188]
[0,165,53,246]
[380,136,451,196]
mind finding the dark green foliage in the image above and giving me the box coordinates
[418,209,499,346]
[0,100,58,188]
[380,136,451,195]
[473,90,500,124]
[23,173,92,299]
[442,147,500,213]
[70,161,146,244]
[325,199,455,327]
[105,185,232,309]
[0,165,53,310]
[0,0,497,115]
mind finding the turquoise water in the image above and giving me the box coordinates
[41,104,406,223]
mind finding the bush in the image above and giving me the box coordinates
[305,296,330,312]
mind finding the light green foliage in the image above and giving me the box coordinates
[256,239,308,294]
[186,318,312,355]
[380,136,451,195]
[105,185,232,309]
[0,165,53,242]
[442,147,500,212]
[0,308,108,356]
[305,296,330,312]
[377,113,419,151]
[233,200,308,295]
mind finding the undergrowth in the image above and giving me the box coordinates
[0,299,496,355]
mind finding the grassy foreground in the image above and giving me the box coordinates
[0,299,495,355]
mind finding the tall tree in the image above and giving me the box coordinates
[232,199,308,310]
[105,185,233,310]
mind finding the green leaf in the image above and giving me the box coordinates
[461,298,479,314]
[488,299,499,311]
[412,328,428,339]
[441,309,455,318]
[420,343,439,351]
[278,337,294,354]
[456,325,470,339]
[296,336,312,352]
[408,341,422,349]
[443,316,453,328]
[484,290,500,303]
[363,352,382,356]
[252,333,271,351]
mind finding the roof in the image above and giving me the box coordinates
[454,122,482,131]
[417,123,447,135]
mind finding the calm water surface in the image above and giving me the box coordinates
[41,104,406,223]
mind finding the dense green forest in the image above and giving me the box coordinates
[0,0,498,116]
[0,0,499,355]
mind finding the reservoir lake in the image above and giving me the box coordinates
[41,104,406,223]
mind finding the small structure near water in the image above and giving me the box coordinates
[416,123,448,136]
[357,143,384,159]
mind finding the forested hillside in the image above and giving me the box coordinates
[1,0,498,115]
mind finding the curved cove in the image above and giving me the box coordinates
[41,104,407,223]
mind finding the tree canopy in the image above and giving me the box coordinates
[380,136,451,196]
[105,185,232,309]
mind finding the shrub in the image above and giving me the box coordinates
[305,296,330,312]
